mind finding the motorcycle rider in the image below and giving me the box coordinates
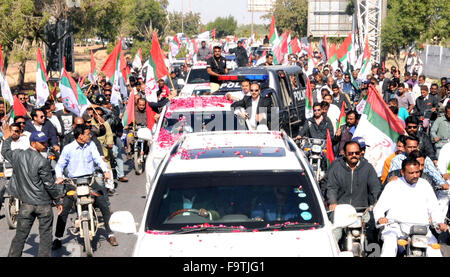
[125,97,148,157]
[325,141,381,245]
[326,141,381,210]
[374,158,447,257]
[53,124,118,250]
[1,126,63,257]
[296,103,334,141]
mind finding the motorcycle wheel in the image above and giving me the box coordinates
[134,150,144,175]
[4,197,18,229]
[82,221,93,257]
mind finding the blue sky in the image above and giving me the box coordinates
[167,0,270,25]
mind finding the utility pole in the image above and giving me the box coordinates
[181,0,184,34]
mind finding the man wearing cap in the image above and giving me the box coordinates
[1,125,64,257]
[229,41,248,68]
[352,136,369,158]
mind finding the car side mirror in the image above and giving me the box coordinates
[136,127,153,141]
[332,204,358,229]
[109,211,137,234]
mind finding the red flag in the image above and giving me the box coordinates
[12,95,27,117]
[51,82,58,99]
[0,44,5,74]
[150,32,169,79]
[100,37,123,79]
[280,32,289,55]
[211,29,216,39]
[146,103,156,130]
[269,15,276,39]
[326,129,335,166]
[336,33,352,60]
[290,36,301,54]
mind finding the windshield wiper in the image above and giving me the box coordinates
[171,224,249,234]
[256,222,319,231]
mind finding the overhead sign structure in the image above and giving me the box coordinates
[247,0,276,12]
[307,0,353,38]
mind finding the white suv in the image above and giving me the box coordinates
[110,131,357,257]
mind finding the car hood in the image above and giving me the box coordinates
[133,227,338,257]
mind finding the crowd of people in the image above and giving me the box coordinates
[0,36,449,257]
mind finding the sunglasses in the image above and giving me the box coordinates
[407,125,418,129]
[17,121,25,125]
[250,89,260,92]
[314,109,322,112]
[346,151,361,156]
[12,129,21,133]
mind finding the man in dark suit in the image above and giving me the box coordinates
[231,82,272,130]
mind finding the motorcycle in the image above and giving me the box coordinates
[343,206,372,257]
[64,175,100,257]
[131,125,151,175]
[296,137,327,182]
[1,160,20,229]
[376,220,439,257]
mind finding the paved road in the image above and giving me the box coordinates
[0,159,147,257]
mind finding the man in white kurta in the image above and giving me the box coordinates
[374,159,447,257]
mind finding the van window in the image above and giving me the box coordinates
[289,74,304,102]
[277,71,292,107]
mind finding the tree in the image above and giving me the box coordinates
[122,0,168,41]
[262,0,308,38]
[0,0,52,88]
[205,16,237,38]
[381,0,449,67]
[168,11,202,37]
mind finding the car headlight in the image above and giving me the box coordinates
[411,235,428,248]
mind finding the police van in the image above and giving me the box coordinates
[213,65,307,138]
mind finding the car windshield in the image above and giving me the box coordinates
[187,68,210,84]
[146,171,324,232]
[157,110,247,148]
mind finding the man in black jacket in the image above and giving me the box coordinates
[326,141,381,210]
[231,82,272,130]
[296,103,334,140]
[229,41,249,67]
[1,126,63,257]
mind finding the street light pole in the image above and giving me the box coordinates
[181,0,184,34]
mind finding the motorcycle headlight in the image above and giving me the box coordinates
[312,145,322,153]
[411,235,428,248]
[76,185,90,197]
[351,229,361,237]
